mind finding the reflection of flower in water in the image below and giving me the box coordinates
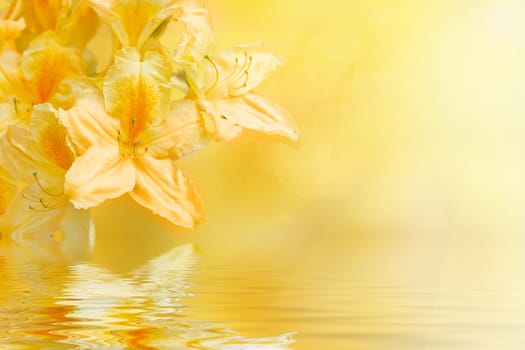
[57,244,295,349]
[0,212,94,264]
[0,229,94,348]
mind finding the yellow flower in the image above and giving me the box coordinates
[16,0,99,48]
[0,0,26,48]
[60,48,205,228]
[187,42,298,142]
[0,104,93,241]
[0,31,84,113]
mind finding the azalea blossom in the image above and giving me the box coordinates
[0,0,296,233]
[0,104,93,243]
[61,48,205,228]
[0,31,84,119]
[182,42,298,142]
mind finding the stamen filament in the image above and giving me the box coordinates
[204,55,219,92]
[212,52,253,95]
[32,172,63,197]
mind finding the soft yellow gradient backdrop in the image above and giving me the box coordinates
[92,0,525,265]
[88,0,525,347]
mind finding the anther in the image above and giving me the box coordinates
[13,98,19,116]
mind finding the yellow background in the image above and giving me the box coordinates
[88,0,525,348]
[92,0,525,273]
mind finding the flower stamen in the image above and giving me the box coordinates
[32,172,63,197]
[204,55,219,93]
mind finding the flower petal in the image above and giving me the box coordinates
[56,0,100,48]
[130,155,203,228]
[21,31,83,103]
[170,0,215,90]
[30,104,76,171]
[0,125,39,184]
[0,183,65,239]
[0,104,72,186]
[65,145,135,209]
[0,17,25,43]
[104,48,170,143]
[0,102,23,135]
[0,47,31,102]
[172,0,214,59]
[201,105,243,141]
[58,91,118,155]
[206,42,282,98]
[91,0,176,50]
[143,99,207,159]
[0,165,16,215]
[206,92,298,141]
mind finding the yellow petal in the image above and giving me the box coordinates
[1,104,73,186]
[206,42,282,98]
[142,99,207,159]
[65,145,135,209]
[92,0,175,50]
[137,1,179,50]
[0,47,29,101]
[1,125,44,184]
[48,78,98,110]
[0,102,23,135]
[130,155,203,228]
[22,0,62,31]
[104,48,170,144]
[58,91,118,155]
[21,31,83,103]
[170,0,215,89]
[32,104,76,171]
[55,0,100,47]
[203,107,243,141]
[0,183,66,239]
[0,17,25,43]
[206,92,298,141]
[0,165,16,215]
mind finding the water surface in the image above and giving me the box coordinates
[1,234,525,349]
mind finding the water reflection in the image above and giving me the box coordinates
[0,238,295,349]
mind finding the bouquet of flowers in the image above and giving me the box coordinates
[0,0,297,239]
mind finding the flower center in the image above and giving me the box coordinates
[110,75,160,157]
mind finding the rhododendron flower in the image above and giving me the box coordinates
[183,42,298,142]
[0,31,84,119]
[0,0,296,234]
[197,43,298,141]
[61,48,204,228]
[0,104,93,242]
